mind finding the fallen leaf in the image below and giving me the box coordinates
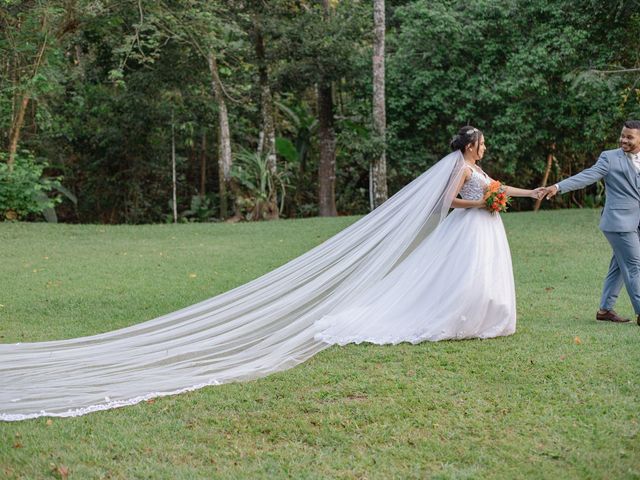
[13,442,23,448]
[46,419,53,426]
[573,336,582,345]
[146,399,155,404]
[545,287,554,292]
[559,355,566,361]
[189,273,197,278]
[51,464,69,479]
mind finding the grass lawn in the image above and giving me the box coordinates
[1,209,639,479]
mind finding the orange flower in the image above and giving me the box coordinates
[487,180,501,193]
[484,181,511,214]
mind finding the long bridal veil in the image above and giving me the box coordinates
[1,151,465,421]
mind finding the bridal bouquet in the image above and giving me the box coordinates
[484,180,510,213]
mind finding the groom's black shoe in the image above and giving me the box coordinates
[637,315,640,326]
[596,310,630,323]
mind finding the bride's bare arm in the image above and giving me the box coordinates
[503,185,546,199]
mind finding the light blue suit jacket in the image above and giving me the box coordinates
[558,148,640,232]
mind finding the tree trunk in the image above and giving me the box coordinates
[208,51,233,219]
[534,143,556,212]
[171,113,177,224]
[253,16,278,219]
[7,94,30,171]
[317,83,337,217]
[200,130,206,197]
[371,0,388,209]
[317,0,337,217]
[7,12,49,171]
[253,18,276,174]
[74,44,85,78]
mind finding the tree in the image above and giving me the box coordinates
[371,0,388,209]
[385,0,640,207]
[1,1,63,170]
[316,0,338,216]
[126,1,246,220]
[265,0,370,216]
[250,8,279,218]
[4,0,636,224]
[207,51,234,218]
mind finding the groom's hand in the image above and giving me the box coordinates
[545,185,559,200]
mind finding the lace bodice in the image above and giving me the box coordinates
[459,168,490,200]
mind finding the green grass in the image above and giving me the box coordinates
[1,210,639,479]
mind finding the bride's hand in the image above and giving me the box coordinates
[531,187,547,199]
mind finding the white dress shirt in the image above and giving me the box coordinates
[627,151,640,172]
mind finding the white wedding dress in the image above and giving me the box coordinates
[0,152,516,421]
[315,168,516,344]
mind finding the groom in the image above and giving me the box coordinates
[545,120,640,326]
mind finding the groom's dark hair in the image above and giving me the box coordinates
[624,120,640,130]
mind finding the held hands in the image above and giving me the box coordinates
[543,185,559,200]
[530,187,547,200]
[528,185,558,201]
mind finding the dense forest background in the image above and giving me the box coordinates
[1,0,639,224]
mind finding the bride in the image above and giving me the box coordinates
[316,126,543,344]
[0,126,544,421]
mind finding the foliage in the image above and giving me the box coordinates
[0,0,67,141]
[385,0,640,204]
[0,151,61,221]
[231,147,291,220]
[179,194,217,223]
[165,194,217,223]
[275,97,320,216]
[1,0,639,222]
[335,116,384,214]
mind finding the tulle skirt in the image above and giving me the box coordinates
[314,207,516,344]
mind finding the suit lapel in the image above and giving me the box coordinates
[618,149,638,190]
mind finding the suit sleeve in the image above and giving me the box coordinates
[557,152,609,194]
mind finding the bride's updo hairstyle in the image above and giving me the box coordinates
[450,125,483,154]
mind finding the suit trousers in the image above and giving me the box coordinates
[600,230,640,314]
